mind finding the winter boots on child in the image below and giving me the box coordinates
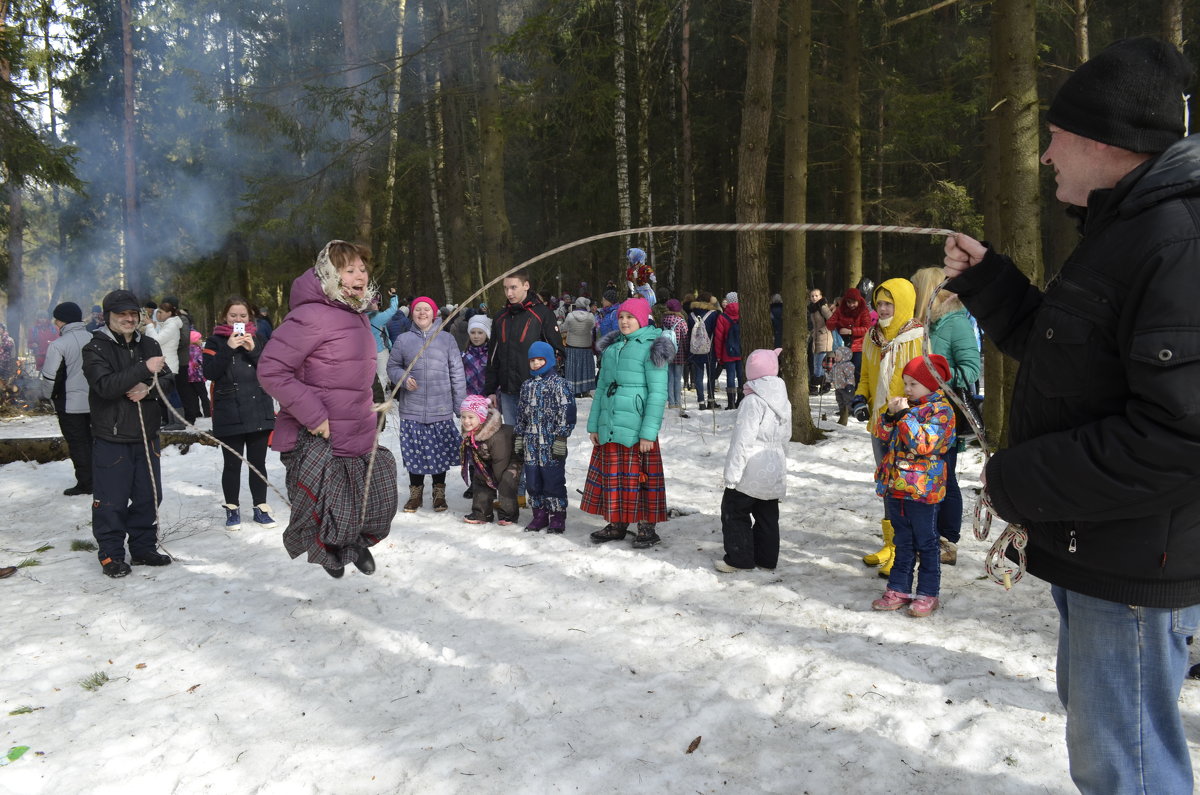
[525,508,566,534]
[862,519,896,579]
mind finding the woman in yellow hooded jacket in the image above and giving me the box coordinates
[852,277,924,576]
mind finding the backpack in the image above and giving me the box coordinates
[689,311,715,355]
[724,319,742,358]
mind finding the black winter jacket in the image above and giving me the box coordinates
[484,299,565,397]
[949,136,1200,608]
[202,332,275,438]
[82,327,174,444]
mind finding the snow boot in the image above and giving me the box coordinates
[590,522,629,543]
[253,504,278,529]
[131,550,172,566]
[546,511,566,534]
[940,538,958,566]
[352,546,376,575]
[403,485,423,512]
[525,508,550,532]
[725,389,737,410]
[631,522,661,549]
[432,483,448,512]
[223,504,241,530]
[100,558,131,578]
[837,407,849,426]
[862,519,895,567]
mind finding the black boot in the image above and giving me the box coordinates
[590,523,629,543]
[131,550,172,566]
[352,545,376,575]
[725,390,737,410]
[632,522,661,549]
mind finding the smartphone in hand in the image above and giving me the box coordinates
[233,322,246,335]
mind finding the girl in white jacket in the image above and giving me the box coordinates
[717,348,792,571]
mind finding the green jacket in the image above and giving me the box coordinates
[927,308,981,390]
[588,326,674,447]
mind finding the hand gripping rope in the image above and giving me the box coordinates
[145,220,1026,588]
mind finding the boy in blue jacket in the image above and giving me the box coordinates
[515,341,576,533]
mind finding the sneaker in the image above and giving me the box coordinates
[131,550,172,566]
[463,513,493,525]
[101,558,132,578]
[223,504,241,531]
[871,589,913,611]
[908,595,940,617]
[497,518,516,527]
[253,504,279,529]
[714,558,752,573]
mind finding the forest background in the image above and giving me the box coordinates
[1,0,1196,442]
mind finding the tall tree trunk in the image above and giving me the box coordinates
[841,0,863,291]
[42,2,65,308]
[342,0,373,246]
[678,0,695,296]
[1074,0,1089,62]
[1163,0,1183,48]
[983,0,1043,445]
[119,0,143,295]
[634,1,652,265]
[378,0,410,286]
[478,0,512,288]
[1,2,24,347]
[614,0,632,263]
[735,0,780,357]
[781,0,818,443]
[432,0,466,302]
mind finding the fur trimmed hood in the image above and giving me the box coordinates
[596,328,676,367]
[469,407,504,443]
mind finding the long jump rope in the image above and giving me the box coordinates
[140,221,1027,589]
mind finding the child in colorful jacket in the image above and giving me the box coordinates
[515,341,577,533]
[871,353,956,618]
[459,395,520,525]
[463,315,491,396]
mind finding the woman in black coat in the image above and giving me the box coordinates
[203,296,277,531]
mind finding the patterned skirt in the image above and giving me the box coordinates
[399,418,461,474]
[580,441,668,524]
[281,432,398,570]
[565,346,596,393]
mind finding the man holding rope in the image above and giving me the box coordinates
[944,37,1200,794]
[82,289,175,578]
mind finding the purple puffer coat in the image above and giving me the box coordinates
[386,319,466,424]
[258,268,378,458]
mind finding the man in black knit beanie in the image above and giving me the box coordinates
[945,37,1200,793]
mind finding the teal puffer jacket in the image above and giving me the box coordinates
[588,326,674,448]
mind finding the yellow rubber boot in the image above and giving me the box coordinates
[876,542,896,578]
[862,519,895,566]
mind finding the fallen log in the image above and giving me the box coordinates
[0,432,218,466]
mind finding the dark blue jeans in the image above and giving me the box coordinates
[937,446,962,543]
[92,437,162,562]
[884,496,940,597]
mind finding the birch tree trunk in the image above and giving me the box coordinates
[635,1,652,267]
[781,0,818,443]
[735,0,780,357]
[377,0,409,285]
[119,0,143,295]
[613,0,632,265]
[983,0,1042,445]
[478,0,512,288]
[1,1,24,348]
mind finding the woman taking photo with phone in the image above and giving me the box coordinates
[203,297,277,531]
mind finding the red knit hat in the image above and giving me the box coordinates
[901,354,951,393]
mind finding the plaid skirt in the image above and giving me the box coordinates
[281,431,398,570]
[580,441,667,524]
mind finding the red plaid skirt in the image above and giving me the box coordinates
[580,441,668,524]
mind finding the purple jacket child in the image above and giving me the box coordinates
[258,266,378,458]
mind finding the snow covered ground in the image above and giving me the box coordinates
[2,398,1196,794]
